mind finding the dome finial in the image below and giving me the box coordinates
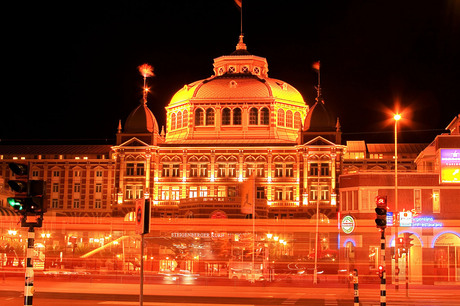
[236,34,247,51]
[117,119,122,133]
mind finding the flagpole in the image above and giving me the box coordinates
[252,171,255,274]
[240,0,243,35]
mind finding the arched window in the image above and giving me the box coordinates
[206,108,215,126]
[183,110,188,128]
[222,108,231,125]
[277,109,285,127]
[294,112,302,129]
[260,107,269,125]
[177,111,182,129]
[286,110,293,128]
[249,108,258,125]
[171,113,176,130]
[195,108,204,126]
[233,108,242,125]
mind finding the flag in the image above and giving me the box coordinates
[234,0,242,9]
[240,171,256,215]
[312,61,320,71]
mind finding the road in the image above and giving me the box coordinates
[1,277,459,305]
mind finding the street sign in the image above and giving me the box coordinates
[135,199,151,235]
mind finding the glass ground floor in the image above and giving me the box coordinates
[1,216,459,284]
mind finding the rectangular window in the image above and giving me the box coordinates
[310,185,318,201]
[126,163,135,176]
[32,170,39,177]
[74,170,81,177]
[53,170,60,177]
[135,187,143,199]
[256,187,265,199]
[190,164,198,177]
[52,199,59,209]
[218,186,226,197]
[275,187,283,200]
[275,164,283,177]
[96,170,103,177]
[162,164,170,177]
[256,164,264,177]
[320,186,329,200]
[73,199,80,209]
[199,164,208,177]
[125,186,133,199]
[74,183,80,193]
[285,164,294,177]
[310,163,319,176]
[286,187,294,201]
[246,165,255,177]
[228,164,236,177]
[189,186,198,198]
[171,187,180,200]
[95,183,102,193]
[320,163,329,176]
[95,199,102,209]
[228,186,237,197]
[217,164,226,177]
[414,189,421,212]
[136,163,145,176]
[199,186,208,197]
[172,164,180,177]
[161,187,170,200]
[52,183,59,193]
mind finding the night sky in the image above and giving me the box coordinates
[3,0,459,144]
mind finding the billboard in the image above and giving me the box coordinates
[440,149,460,183]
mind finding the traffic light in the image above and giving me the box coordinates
[404,232,414,249]
[7,162,46,226]
[378,265,384,278]
[7,163,29,212]
[374,195,387,230]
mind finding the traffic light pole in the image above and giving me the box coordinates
[24,226,35,306]
[380,229,386,306]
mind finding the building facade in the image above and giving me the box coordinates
[1,35,459,283]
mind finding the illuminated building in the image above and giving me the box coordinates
[339,114,460,284]
[0,33,459,283]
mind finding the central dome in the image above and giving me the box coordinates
[165,35,308,144]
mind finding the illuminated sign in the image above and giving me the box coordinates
[440,149,460,183]
[399,213,443,228]
[399,211,413,227]
[412,216,443,228]
[386,212,394,227]
[341,215,355,234]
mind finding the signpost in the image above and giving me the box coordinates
[135,198,151,306]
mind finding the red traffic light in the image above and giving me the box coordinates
[375,196,387,229]
[378,265,384,278]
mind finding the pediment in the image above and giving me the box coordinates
[117,137,151,148]
[304,136,336,147]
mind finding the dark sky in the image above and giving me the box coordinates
[3,0,459,144]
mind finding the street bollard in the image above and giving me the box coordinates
[353,269,359,306]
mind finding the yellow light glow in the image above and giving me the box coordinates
[394,114,401,121]
[274,236,279,241]
[210,175,215,182]
[266,233,273,239]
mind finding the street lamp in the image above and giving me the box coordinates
[394,113,401,290]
